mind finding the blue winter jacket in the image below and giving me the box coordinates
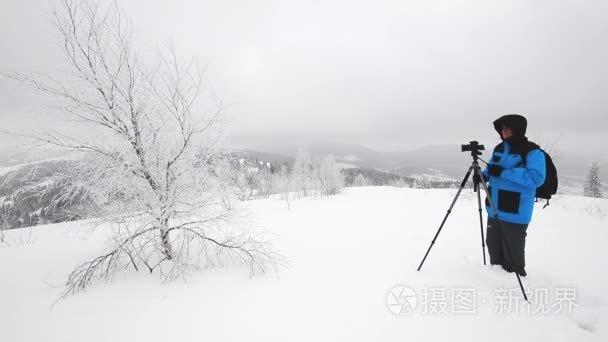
[482,141,546,224]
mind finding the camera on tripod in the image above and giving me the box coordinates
[461,141,485,158]
[461,140,485,153]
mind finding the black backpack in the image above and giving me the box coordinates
[516,142,558,208]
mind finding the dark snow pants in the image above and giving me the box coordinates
[486,217,528,276]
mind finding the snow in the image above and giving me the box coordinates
[1,187,607,341]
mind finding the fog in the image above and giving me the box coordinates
[1,0,607,156]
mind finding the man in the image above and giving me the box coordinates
[478,114,546,277]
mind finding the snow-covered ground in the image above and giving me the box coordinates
[1,187,607,342]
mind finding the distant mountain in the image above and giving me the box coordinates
[2,140,607,196]
[0,144,74,171]
[234,140,475,178]
[385,144,474,179]
[234,140,608,195]
[0,160,84,229]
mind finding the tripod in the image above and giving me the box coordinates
[416,148,529,302]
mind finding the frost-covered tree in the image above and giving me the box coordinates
[234,170,256,201]
[267,153,345,206]
[584,162,603,198]
[288,152,345,198]
[388,178,410,188]
[4,0,281,297]
[215,158,273,203]
[352,173,369,187]
[292,148,313,198]
[254,163,273,199]
[213,157,239,210]
[315,154,345,196]
[0,204,11,245]
[414,178,431,189]
[271,165,293,209]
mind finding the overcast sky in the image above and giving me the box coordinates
[1,0,607,156]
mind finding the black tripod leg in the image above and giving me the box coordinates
[417,167,473,271]
[478,179,529,302]
[474,169,487,265]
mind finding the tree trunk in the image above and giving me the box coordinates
[160,218,173,259]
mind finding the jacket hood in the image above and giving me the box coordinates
[493,114,528,138]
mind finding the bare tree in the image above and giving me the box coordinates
[4,0,282,297]
[537,134,563,163]
[537,134,562,154]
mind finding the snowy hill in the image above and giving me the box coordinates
[1,187,607,341]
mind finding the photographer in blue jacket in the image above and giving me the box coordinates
[479,114,546,277]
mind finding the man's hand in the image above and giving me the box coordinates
[488,164,505,177]
[473,173,486,184]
